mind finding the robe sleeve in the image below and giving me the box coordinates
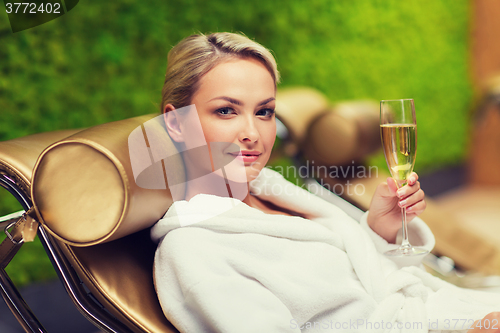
[359,211,435,268]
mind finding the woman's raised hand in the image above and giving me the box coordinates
[366,172,426,243]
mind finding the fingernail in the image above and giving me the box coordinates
[399,199,407,207]
[397,189,404,198]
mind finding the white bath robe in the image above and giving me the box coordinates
[151,168,500,333]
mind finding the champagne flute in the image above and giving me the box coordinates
[380,99,428,256]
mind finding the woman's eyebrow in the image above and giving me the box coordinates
[258,97,275,106]
[209,96,242,105]
[208,96,275,106]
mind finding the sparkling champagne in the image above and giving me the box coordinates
[380,124,416,185]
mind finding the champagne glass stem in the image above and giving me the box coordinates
[400,207,411,251]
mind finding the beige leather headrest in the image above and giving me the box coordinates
[32,114,185,246]
[303,100,380,166]
[275,86,380,165]
[0,129,82,198]
[276,87,330,143]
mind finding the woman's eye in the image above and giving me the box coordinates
[216,107,235,116]
[257,108,275,117]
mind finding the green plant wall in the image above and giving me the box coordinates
[0,0,471,285]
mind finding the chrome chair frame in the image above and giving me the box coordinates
[0,173,131,333]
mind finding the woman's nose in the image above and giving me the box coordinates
[238,117,259,143]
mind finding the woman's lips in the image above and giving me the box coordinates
[237,155,259,163]
[229,151,261,163]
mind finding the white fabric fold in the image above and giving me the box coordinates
[151,168,500,333]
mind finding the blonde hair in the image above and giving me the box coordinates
[160,32,280,112]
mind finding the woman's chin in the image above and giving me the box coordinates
[211,167,248,184]
[215,160,264,183]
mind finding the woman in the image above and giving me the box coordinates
[151,32,500,332]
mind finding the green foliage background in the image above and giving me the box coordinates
[0,0,471,285]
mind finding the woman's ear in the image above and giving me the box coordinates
[163,104,185,142]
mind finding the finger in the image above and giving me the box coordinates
[398,189,425,209]
[406,200,426,216]
[386,177,398,195]
[375,179,398,199]
[404,198,426,215]
[407,172,419,185]
[397,181,421,199]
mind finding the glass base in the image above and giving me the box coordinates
[384,246,429,257]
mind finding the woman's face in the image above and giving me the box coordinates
[188,57,277,183]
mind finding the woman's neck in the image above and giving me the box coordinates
[182,175,303,218]
[183,172,251,202]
